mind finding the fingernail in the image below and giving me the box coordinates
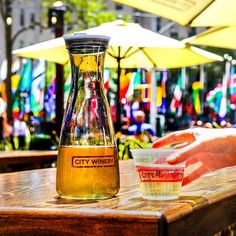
[167,154,178,163]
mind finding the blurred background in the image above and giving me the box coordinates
[0,0,236,159]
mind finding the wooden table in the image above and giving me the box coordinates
[0,159,236,235]
[0,150,58,172]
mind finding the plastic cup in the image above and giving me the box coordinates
[131,148,185,200]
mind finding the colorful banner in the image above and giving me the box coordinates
[44,77,56,120]
[31,59,46,116]
[13,59,32,116]
[170,70,184,114]
[192,81,203,115]
[157,70,167,114]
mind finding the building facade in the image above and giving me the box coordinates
[0,0,52,69]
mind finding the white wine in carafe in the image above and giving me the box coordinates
[56,33,120,199]
[57,146,119,199]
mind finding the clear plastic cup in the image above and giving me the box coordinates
[131,148,185,200]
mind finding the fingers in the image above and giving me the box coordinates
[182,165,208,186]
[152,130,196,148]
[167,141,202,164]
[185,156,200,166]
[171,142,190,149]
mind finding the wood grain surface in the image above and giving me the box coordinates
[0,159,235,235]
[0,150,57,172]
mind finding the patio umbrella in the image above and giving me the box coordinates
[183,26,236,50]
[13,20,222,67]
[112,0,236,27]
[13,35,222,68]
[13,37,68,65]
[13,20,222,130]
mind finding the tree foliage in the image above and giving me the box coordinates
[42,0,122,31]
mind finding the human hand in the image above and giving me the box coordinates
[152,128,236,186]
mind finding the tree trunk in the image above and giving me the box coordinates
[5,29,13,123]
[4,0,13,123]
[3,0,49,123]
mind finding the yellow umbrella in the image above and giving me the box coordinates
[13,37,68,65]
[13,37,222,68]
[183,26,236,50]
[13,20,222,68]
[105,45,223,69]
[112,0,236,27]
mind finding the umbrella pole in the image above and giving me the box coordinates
[115,55,121,133]
[150,68,157,134]
[56,63,64,136]
[54,10,65,137]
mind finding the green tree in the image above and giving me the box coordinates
[42,0,120,32]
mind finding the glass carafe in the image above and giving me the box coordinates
[56,33,120,199]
